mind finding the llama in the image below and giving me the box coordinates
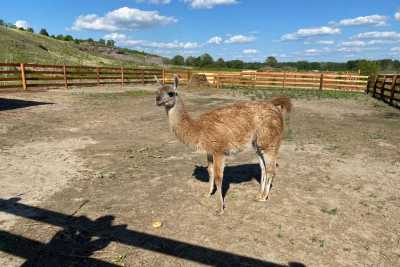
[155,75,292,214]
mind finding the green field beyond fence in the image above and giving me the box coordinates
[0,62,370,92]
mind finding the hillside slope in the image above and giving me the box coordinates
[0,26,164,66]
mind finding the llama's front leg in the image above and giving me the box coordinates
[207,154,215,197]
[213,153,225,215]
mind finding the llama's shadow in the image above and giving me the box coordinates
[192,164,261,197]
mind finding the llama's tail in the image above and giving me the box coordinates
[270,96,292,113]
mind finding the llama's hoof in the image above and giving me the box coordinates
[205,192,213,198]
[256,194,269,202]
[215,209,225,216]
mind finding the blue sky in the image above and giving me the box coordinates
[2,0,400,62]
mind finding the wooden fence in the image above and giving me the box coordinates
[367,74,400,107]
[0,62,369,92]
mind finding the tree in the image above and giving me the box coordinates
[265,56,278,67]
[39,28,49,36]
[106,40,115,47]
[0,19,4,26]
[226,60,244,69]
[63,35,74,41]
[171,55,185,66]
[56,34,64,40]
[199,53,214,67]
[215,58,226,68]
[357,60,380,76]
[185,56,196,66]
[98,38,106,45]
[27,27,34,33]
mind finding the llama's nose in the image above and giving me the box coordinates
[156,96,162,105]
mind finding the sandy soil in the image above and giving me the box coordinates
[0,86,399,267]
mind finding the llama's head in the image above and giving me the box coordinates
[155,74,179,108]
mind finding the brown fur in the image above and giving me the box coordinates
[156,76,291,214]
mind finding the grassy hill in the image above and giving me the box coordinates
[0,26,164,67]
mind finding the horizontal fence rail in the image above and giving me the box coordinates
[0,62,369,92]
[367,74,400,107]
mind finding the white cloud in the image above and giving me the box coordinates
[136,0,171,4]
[304,48,320,55]
[340,40,366,47]
[208,36,223,45]
[395,11,400,21]
[104,33,200,49]
[184,0,238,9]
[391,47,400,52]
[243,49,258,54]
[317,40,335,45]
[15,20,29,29]
[225,34,255,44]
[335,15,388,27]
[281,26,341,41]
[336,47,363,53]
[71,7,177,31]
[352,31,400,40]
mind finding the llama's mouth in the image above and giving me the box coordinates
[156,100,166,106]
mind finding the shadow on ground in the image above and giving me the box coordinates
[0,198,305,267]
[0,98,53,111]
[193,164,261,197]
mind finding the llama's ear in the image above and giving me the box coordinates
[154,75,162,85]
[173,74,179,91]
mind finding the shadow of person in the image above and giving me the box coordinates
[192,163,261,197]
[21,215,127,267]
[0,98,53,111]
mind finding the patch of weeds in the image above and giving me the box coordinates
[277,224,283,238]
[77,90,152,99]
[368,132,385,140]
[284,128,294,141]
[311,236,325,248]
[224,88,364,100]
[321,207,338,216]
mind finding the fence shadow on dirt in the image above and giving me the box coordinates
[0,198,305,267]
[0,98,53,111]
[193,164,261,197]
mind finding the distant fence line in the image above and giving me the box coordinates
[367,74,400,107]
[0,63,369,92]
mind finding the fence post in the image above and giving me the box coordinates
[63,65,68,89]
[372,76,379,97]
[96,67,100,86]
[389,75,397,104]
[381,75,387,100]
[142,69,145,85]
[319,73,324,93]
[187,70,191,85]
[20,63,27,90]
[162,68,166,84]
[121,67,124,87]
[283,72,286,89]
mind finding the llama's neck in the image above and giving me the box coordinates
[166,96,199,146]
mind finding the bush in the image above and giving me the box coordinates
[39,28,49,36]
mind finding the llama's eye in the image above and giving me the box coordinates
[168,92,175,97]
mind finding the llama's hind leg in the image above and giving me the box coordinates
[256,151,267,201]
[213,153,225,215]
[207,153,215,197]
[262,152,277,201]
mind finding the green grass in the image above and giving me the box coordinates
[73,90,153,99]
[0,26,156,66]
[223,87,365,100]
[321,207,338,216]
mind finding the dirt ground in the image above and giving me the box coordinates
[0,85,399,267]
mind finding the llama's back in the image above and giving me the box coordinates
[195,100,286,154]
